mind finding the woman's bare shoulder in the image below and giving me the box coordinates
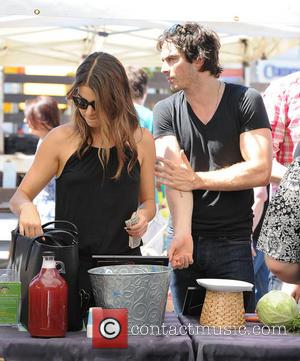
[134,128,155,165]
[36,123,80,176]
[134,127,154,147]
[42,123,78,146]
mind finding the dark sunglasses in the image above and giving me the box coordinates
[72,94,96,110]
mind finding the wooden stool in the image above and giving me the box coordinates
[200,290,245,328]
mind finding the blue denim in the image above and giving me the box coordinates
[170,235,255,314]
[252,248,269,304]
[268,271,283,291]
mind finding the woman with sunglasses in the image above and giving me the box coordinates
[9,52,156,308]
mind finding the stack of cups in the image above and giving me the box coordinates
[86,307,96,338]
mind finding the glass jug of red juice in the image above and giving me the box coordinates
[28,251,68,337]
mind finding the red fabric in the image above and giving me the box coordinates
[263,71,300,166]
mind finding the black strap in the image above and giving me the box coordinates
[44,229,78,245]
[43,222,79,240]
[42,220,78,233]
[24,230,77,271]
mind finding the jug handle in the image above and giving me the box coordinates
[56,261,66,274]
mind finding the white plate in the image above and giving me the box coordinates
[196,278,254,292]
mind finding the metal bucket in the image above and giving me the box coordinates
[88,264,171,330]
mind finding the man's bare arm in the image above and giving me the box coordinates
[156,128,272,192]
[156,135,193,269]
[270,158,287,184]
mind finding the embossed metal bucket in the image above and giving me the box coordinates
[88,264,171,330]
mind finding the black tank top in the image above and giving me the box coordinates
[55,146,140,256]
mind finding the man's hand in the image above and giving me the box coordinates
[168,233,194,269]
[155,150,197,191]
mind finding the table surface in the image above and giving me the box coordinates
[0,313,194,361]
[179,314,300,361]
[2,311,300,361]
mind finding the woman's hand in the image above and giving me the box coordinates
[19,202,43,238]
[125,209,148,239]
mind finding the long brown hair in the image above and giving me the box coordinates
[67,52,140,179]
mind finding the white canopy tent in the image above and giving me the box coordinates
[0,0,300,67]
[0,1,299,151]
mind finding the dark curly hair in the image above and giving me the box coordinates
[157,22,223,78]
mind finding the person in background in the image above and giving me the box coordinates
[10,52,156,308]
[252,186,269,304]
[257,145,300,298]
[294,141,300,159]
[126,64,168,251]
[24,96,60,223]
[262,71,300,293]
[126,65,153,133]
[154,22,272,314]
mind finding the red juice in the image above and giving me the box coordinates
[28,252,68,337]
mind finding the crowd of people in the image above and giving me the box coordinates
[8,22,300,316]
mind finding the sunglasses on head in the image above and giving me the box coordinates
[72,94,96,110]
[165,23,193,37]
[167,24,183,35]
